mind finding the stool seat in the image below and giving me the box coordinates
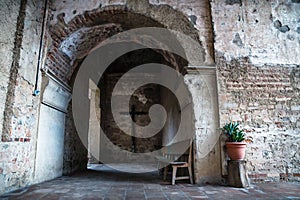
[170,161,187,165]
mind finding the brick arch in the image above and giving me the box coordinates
[44,4,202,85]
[40,2,216,180]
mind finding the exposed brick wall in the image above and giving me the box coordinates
[43,0,206,173]
[0,0,44,194]
[1,1,298,196]
[63,103,87,175]
[212,0,300,182]
[216,54,300,182]
[44,0,300,184]
[45,18,122,83]
[101,74,162,155]
[45,0,205,85]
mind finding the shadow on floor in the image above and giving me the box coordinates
[1,164,300,199]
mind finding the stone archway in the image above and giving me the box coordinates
[36,0,221,185]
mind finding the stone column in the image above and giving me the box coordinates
[88,80,100,164]
[184,66,221,184]
[34,72,71,184]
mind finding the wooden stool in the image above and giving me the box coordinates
[156,140,194,185]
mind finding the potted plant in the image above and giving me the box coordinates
[221,122,247,160]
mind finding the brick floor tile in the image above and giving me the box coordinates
[1,165,299,200]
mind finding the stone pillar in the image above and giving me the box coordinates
[88,80,100,164]
[184,66,221,184]
[34,72,71,184]
[227,160,250,188]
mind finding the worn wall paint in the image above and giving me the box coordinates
[211,0,300,65]
[0,0,20,135]
[216,55,300,181]
[0,0,43,194]
[184,68,221,184]
[34,75,71,184]
[1,0,300,195]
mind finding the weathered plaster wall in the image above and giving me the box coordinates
[211,0,300,65]
[149,0,214,64]
[0,0,44,194]
[87,81,101,163]
[44,0,213,177]
[184,68,221,184]
[34,75,71,183]
[34,105,65,183]
[160,86,180,146]
[45,0,212,84]
[211,0,300,182]
[0,1,20,135]
[217,55,300,182]
[1,0,299,195]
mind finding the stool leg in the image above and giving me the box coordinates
[157,162,160,176]
[172,166,177,185]
[188,166,193,184]
[163,166,168,180]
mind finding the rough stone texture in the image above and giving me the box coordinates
[102,74,162,155]
[0,0,20,135]
[0,0,44,194]
[45,0,205,84]
[59,24,122,64]
[216,54,300,182]
[184,68,221,184]
[148,0,214,64]
[48,0,126,26]
[227,160,250,188]
[211,0,300,65]
[1,0,300,195]
[1,0,27,142]
[63,104,87,175]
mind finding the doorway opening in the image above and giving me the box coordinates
[85,45,189,174]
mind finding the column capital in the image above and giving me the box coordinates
[40,70,72,113]
[184,65,216,75]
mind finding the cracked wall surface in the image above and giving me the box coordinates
[211,0,300,65]
[0,0,44,194]
[0,0,299,195]
[211,0,300,182]
[216,54,300,181]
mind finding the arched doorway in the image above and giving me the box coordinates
[35,2,221,185]
[77,39,192,172]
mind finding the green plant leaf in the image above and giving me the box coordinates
[221,121,245,142]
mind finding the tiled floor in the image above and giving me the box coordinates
[1,164,299,200]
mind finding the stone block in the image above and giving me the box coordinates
[227,160,250,188]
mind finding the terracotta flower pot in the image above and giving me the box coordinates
[225,142,246,160]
